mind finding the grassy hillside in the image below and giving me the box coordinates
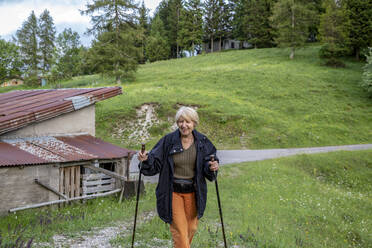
[96,46,372,150]
[1,46,371,149]
[1,150,371,247]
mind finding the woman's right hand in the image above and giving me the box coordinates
[138,150,148,162]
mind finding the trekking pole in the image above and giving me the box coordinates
[210,155,228,248]
[131,143,145,248]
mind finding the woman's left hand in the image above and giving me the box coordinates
[209,160,219,171]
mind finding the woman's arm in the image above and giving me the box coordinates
[139,137,166,176]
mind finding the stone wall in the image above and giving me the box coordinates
[0,164,59,214]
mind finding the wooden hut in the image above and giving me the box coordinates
[0,87,135,214]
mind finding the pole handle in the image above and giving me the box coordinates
[210,154,215,162]
[141,143,146,154]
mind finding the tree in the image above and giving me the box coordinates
[318,0,349,62]
[361,48,372,95]
[81,0,141,82]
[16,11,39,83]
[271,0,317,59]
[138,1,149,63]
[38,9,56,75]
[216,0,232,51]
[54,28,82,79]
[344,0,372,60]
[0,39,23,81]
[203,0,221,52]
[167,0,183,58]
[145,15,170,62]
[241,0,275,48]
[178,0,203,55]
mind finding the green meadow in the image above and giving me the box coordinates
[1,150,371,247]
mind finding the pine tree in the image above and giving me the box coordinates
[146,15,170,62]
[167,0,183,58]
[242,0,275,48]
[138,1,149,63]
[81,0,141,82]
[318,0,349,60]
[216,0,232,51]
[271,0,317,59]
[38,9,56,75]
[231,0,246,43]
[203,0,221,53]
[344,0,372,60]
[16,11,39,83]
[178,0,203,55]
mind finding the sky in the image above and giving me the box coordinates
[0,0,161,46]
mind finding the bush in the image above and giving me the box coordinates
[361,48,372,95]
[319,43,349,58]
[324,57,345,68]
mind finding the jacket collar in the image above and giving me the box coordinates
[169,129,203,154]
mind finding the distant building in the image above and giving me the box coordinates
[0,87,135,214]
[203,39,251,53]
[1,79,24,87]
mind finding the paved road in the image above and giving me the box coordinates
[129,144,372,183]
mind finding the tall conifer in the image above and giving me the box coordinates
[16,11,39,83]
[344,0,372,60]
[81,0,141,82]
[39,9,56,75]
[271,0,317,59]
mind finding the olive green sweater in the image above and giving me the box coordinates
[172,143,196,179]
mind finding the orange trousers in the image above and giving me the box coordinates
[170,192,199,248]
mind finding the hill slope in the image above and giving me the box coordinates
[96,46,372,149]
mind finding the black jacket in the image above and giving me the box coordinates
[140,129,218,224]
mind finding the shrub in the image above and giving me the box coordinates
[361,48,372,95]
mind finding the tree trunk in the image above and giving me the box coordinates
[192,42,195,56]
[290,2,295,59]
[211,36,214,53]
[355,47,360,61]
[290,47,295,59]
[219,37,222,51]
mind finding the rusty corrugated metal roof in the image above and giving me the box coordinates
[0,87,122,135]
[0,135,134,167]
[0,142,48,166]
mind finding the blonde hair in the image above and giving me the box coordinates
[175,107,199,126]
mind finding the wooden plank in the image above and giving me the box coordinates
[9,189,122,213]
[65,167,70,198]
[83,173,112,180]
[82,178,115,186]
[70,166,75,198]
[75,166,80,197]
[83,184,115,194]
[34,179,68,200]
[83,165,125,182]
[59,168,64,199]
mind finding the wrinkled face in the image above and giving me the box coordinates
[177,116,195,137]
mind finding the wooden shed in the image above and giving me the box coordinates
[0,87,135,214]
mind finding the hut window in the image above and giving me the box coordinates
[99,162,116,172]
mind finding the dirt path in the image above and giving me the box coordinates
[37,212,161,248]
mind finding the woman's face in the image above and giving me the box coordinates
[177,116,195,137]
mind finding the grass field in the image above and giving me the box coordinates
[1,45,371,150]
[1,150,371,247]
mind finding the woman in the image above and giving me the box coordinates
[138,106,219,248]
